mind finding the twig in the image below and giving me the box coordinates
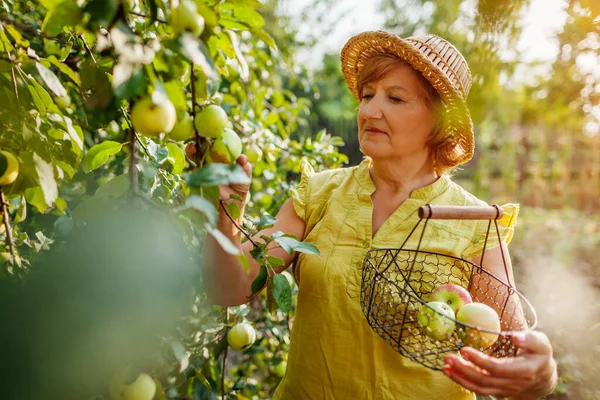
[0,16,68,44]
[0,187,17,275]
[10,66,19,103]
[79,33,96,64]
[128,11,168,24]
[219,199,258,247]
[127,105,138,193]
[189,62,206,156]
[221,307,229,399]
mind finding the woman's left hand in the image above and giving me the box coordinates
[443,330,558,399]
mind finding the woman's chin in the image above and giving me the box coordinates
[360,142,389,159]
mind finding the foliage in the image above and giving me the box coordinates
[0,0,347,398]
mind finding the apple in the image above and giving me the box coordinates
[109,371,156,400]
[227,323,256,351]
[131,96,177,137]
[245,145,263,164]
[194,104,229,138]
[272,360,287,377]
[417,301,456,341]
[209,128,242,163]
[171,0,205,36]
[168,112,195,142]
[431,283,472,314]
[0,150,19,186]
[55,95,71,109]
[456,302,501,350]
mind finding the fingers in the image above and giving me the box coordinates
[511,331,553,356]
[444,353,532,397]
[236,154,253,178]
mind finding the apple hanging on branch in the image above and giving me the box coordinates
[194,104,230,139]
[431,283,473,314]
[170,0,205,36]
[227,322,256,351]
[109,370,156,400]
[0,150,20,186]
[208,128,242,164]
[168,111,195,142]
[130,93,177,137]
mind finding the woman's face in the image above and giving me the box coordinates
[357,63,437,161]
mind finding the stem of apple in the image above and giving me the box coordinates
[0,187,17,276]
[189,62,208,158]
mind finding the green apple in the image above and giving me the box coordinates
[456,302,501,350]
[168,112,195,142]
[171,0,205,36]
[194,104,229,138]
[272,360,287,377]
[227,323,256,351]
[0,150,19,186]
[209,128,242,163]
[131,96,177,137]
[417,301,456,341]
[245,145,263,164]
[109,371,156,400]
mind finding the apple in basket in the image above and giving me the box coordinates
[431,283,472,314]
[456,302,501,350]
[417,301,456,341]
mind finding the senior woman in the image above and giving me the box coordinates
[202,31,557,399]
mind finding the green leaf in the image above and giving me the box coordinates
[145,140,169,164]
[112,63,146,100]
[206,226,240,255]
[36,62,67,97]
[185,163,251,187]
[178,33,218,81]
[80,61,113,109]
[95,174,130,199]
[251,263,268,295]
[14,194,27,223]
[83,141,123,172]
[225,202,241,220]
[185,195,217,226]
[266,256,284,268]
[0,27,14,53]
[41,1,82,37]
[39,0,64,10]
[256,213,276,230]
[20,152,58,212]
[84,0,119,27]
[272,273,292,313]
[164,80,187,110]
[272,231,320,255]
[48,56,80,86]
[5,25,30,47]
[166,143,185,174]
[144,0,158,22]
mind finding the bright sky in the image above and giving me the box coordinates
[285,0,570,71]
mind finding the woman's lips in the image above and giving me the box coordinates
[365,127,387,135]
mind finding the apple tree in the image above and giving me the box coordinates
[0,0,347,398]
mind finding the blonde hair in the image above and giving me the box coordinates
[356,53,462,175]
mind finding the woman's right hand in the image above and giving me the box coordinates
[185,142,253,205]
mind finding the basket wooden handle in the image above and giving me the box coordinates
[418,205,504,220]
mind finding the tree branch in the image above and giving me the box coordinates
[219,199,258,248]
[0,187,17,276]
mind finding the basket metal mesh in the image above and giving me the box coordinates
[360,208,537,371]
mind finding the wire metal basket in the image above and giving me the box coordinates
[360,205,538,371]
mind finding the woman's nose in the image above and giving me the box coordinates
[359,96,383,119]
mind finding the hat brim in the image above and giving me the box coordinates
[341,31,474,166]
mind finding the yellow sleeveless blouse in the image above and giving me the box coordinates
[272,158,518,400]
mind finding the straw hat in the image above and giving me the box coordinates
[341,31,475,166]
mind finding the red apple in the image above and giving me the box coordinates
[431,283,473,314]
[417,301,456,341]
[456,302,501,350]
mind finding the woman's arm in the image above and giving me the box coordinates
[204,198,305,306]
[201,156,306,307]
[443,245,558,399]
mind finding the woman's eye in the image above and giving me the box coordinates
[362,94,374,99]
[390,97,404,103]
